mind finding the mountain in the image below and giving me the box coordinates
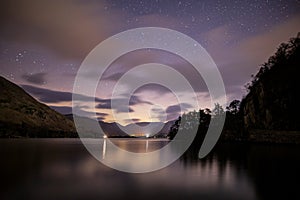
[240,33,300,131]
[102,121,173,138]
[238,33,300,143]
[0,76,76,137]
[124,121,174,138]
[66,114,173,138]
[65,114,130,137]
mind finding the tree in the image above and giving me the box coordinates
[212,103,225,117]
[199,108,211,128]
[168,108,212,140]
[245,32,300,94]
[168,116,181,140]
[226,100,241,115]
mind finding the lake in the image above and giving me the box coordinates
[0,139,299,200]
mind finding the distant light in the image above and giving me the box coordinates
[103,135,107,139]
[145,134,150,138]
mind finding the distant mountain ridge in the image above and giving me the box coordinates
[0,76,76,137]
[66,114,174,138]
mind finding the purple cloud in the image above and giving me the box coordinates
[22,72,47,85]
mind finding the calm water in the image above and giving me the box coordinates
[0,139,299,200]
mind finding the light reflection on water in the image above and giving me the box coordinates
[105,138,170,153]
[0,139,299,200]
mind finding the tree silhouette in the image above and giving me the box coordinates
[168,104,226,140]
[241,32,300,131]
[226,100,240,115]
[245,32,300,92]
[168,116,181,140]
[212,103,225,117]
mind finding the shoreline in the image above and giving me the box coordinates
[2,130,300,145]
[221,129,300,145]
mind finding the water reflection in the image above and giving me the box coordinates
[180,142,300,200]
[107,138,169,153]
[101,139,162,158]
[0,139,299,200]
[95,138,175,172]
[102,138,106,159]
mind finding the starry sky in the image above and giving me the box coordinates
[0,0,300,125]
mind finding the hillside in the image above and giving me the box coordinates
[240,33,300,131]
[0,76,76,137]
[238,33,300,143]
[66,114,173,138]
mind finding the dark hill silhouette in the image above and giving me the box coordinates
[65,114,129,138]
[241,33,300,131]
[223,33,300,143]
[66,114,174,138]
[0,76,76,137]
[239,32,300,143]
[124,121,174,138]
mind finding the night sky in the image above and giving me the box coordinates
[1,0,300,124]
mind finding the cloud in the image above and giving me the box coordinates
[165,105,182,114]
[96,101,135,113]
[50,106,73,115]
[21,84,149,113]
[96,95,151,113]
[129,95,153,106]
[21,72,47,85]
[151,103,194,121]
[165,113,180,121]
[0,0,123,59]
[235,15,300,64]
[151,107,165,114]
[97,48,209,97]
[166,103,193,114]
[200,15,300,101]
[22,85,73,103]
[50,105,109,121]
[134,83,172,95]
[21,84,158,116]
[102,72,124,81]
[21,84,102,103]
[97,112,109,117]
[123,118,141,124]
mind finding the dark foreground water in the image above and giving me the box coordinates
[0,139,299,200]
